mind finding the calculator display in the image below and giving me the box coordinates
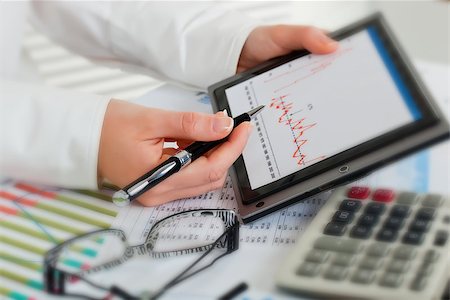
[225,27,421,190]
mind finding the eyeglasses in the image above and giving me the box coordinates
[43,209,239,300]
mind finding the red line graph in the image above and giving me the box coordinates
[272,47,353,94]
[269,95,326,166]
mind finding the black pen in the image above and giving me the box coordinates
[112,105,265,206]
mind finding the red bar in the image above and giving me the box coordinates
[347,186,371,200]
[373,189,395,203]
[0,190,37,206]
[0,204,19,215]
[15,183,57,199]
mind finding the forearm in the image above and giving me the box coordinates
[29,2,261,88]
[0,80,110,188]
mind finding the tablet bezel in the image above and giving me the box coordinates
[208,13,449,222]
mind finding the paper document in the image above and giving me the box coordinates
[0,179,120,300]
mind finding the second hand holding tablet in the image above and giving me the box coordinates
[112,105,265,206]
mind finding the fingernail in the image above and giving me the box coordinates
[247,123,254,136]
[213,117,233,133]
[222,109,229,117]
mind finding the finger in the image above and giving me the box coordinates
[181,122,252,187]
[163,110,229,144]
[136,122,252,195]
[272,25,338,54]
[147,109,233,141]
[137,174,227,206]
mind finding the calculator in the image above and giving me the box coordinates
[276,186,450,300]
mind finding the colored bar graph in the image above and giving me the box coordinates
[15,183,117,217]
[0,190,111,228]
[0,220,97,258]
[0,204,85,235]
[0,180,119,299]
[0,251,42,271]
[0,285,36,300]
[0,269,43,290]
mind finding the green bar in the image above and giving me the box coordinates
[0,286,29,300]
[56,194,117,217]
[0,269,43,290]
[0,251,42,271]
[0,220,62,243]
[9,291,29,300]
[81,248,97,257]
[0,221,97,258]
[1,235,46,255]
[1,235,86,270]
[34,202,111,228]
[73,189,113,202]
[17,212,84,235]
[62,258,83,269]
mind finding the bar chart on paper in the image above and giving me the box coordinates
[0,179,119,300]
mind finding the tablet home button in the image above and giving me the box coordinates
[339,165,349,173]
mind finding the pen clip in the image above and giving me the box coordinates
[127,160,178,197]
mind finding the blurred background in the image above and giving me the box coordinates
[22,1,449,100]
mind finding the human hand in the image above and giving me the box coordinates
[98,100,252,206]
[237,25,338,73]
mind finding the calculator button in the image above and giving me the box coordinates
[297,262,321,277]
[351,269,376,284]
[323,265,348,281]
[379,272,404,288]
[421,194,443,208]
[305,250,330,263]
[417,263,434,276]
[323,222,347,236]
[367,242,390,257]
[443,215,450,224]
[434,230,448,246]
[402,231,425,245]
[415,207,436,220]
[332,253,356,266]
[359,256,383,269]
[410,275,428,291]
[373,189,395,203]
[347,186,370,199]
[365,202,386,215]
[397,192,419,205]
[390,205,411,218]
[386,259,411,273]
[408,219,430,232]
[423,249,439,263]
[383,217,405,230]
[376,228,398,242]
[350,225,372,239]
[339,200,362,212]
[332,210,354,224]
[393,245,417,260]
[358,214,379,227]
[314,236,363,254]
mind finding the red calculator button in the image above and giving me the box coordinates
[373,189,395,203]
[347,187,371,199]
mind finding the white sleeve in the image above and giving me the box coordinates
[29,2,262,88]
[0,80,111,189]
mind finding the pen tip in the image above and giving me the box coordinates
[247,105,265,117]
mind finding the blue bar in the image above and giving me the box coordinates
[367,26,421,120]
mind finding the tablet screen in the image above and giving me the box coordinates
[225,26,422,190]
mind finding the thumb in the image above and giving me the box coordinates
[150,109,234,141]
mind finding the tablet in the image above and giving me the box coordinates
[208,13,449,223]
